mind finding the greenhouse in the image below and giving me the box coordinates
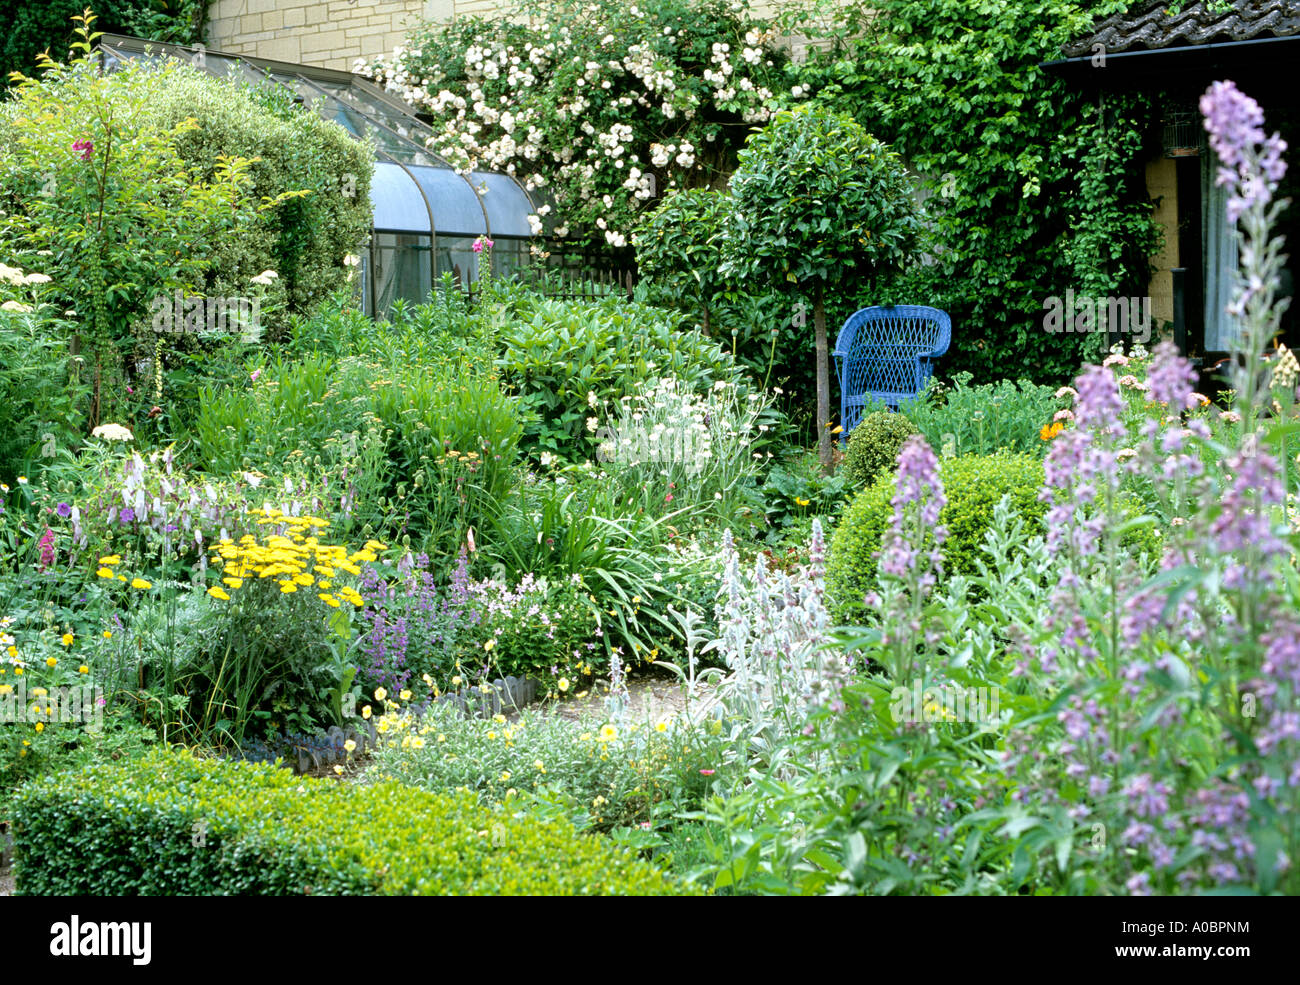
[97,34,542,315]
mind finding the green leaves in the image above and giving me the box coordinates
[720,104,924,294]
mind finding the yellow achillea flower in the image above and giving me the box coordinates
[279,581,298,594]
[98,555,121,566]
[318,593,340,608]
[222,577,243,589]
[96,567,115,579]
[208,587,231,601]
[130,578,152,590]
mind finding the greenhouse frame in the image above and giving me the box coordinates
[97,33,543,316]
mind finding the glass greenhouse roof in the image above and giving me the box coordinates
[96,34,540,240]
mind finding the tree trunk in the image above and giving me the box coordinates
[815,284,832,474]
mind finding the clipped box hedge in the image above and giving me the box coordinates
[11,749,692,896]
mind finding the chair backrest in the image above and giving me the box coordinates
[834,305,951,432]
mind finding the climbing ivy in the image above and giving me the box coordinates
[777,0,1161,383]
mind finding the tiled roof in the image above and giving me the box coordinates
[1061,0,1300,57]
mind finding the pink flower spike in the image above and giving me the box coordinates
[699,769,715,776]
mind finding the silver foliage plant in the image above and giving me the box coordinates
[699,519,854,751]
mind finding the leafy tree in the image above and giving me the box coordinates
[633,187,733,336]
[775,0,1158,382]
[720,104,924,469]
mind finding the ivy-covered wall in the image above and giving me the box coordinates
[784,0,1162,383]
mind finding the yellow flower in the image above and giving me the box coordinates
[222,577,243,589]
[374,687,387,702]
[293,572,314,586]
[557,677,569,692]
[102,630,112,639]
[207,587,230,601]
[34,721,44,733]
[487,730,497,740]
[533,759,546,772]
[60,633,73,647]
[794,497,810,506]
[451,675,462,686]
[334,765,344,775]
[399,689,412,702]
[483,638,495,652]
[592,795,606,807]
[411,737,425,749]
[598,724,618,742]
[78,665,88,675]
[0,684,11,695]
[655,720,668,733]
[500,771,511,782]
[437,734,446,743]
[279,581,298,593]
[362,705,372,719]
[130,578,152,590]
[344,739,357,753]
[45,656,57,668]
[98,555,121,566]
[96,567,115,579]
[318,593,340,607]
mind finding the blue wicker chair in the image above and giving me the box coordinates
[833,304,951,438]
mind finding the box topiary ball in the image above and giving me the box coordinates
[827,451,1047,621]
[842,411,919,489]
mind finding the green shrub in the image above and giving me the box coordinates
[0,45,275,433]
[12,747,692,895]
[488,288,752,462]
[842,411,919,489]
[133,66,372,331]
[827,452,1047,619]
